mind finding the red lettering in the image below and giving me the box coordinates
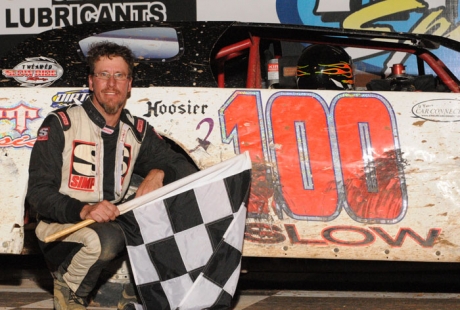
[69,175,95,191]
[70,175,80,188]
[267,93,337,220]
[77,176,94,189]
[284,224,328,245]
[221,91,408,224]
[281,224,440,248]
[322,225,375,246]
[333,94,407,223]
[370,227,441,247]
[0,135,36,148]
[220,91,274,216]
[0,103,40,134]
[137,119,144,133]
[245,223,286,244]
[57,111,69,126]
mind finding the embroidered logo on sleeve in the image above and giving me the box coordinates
[37,127,50,141]
[57,111,70,126]
[136,119,145,133]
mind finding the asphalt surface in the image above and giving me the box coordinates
[2,254,460,309]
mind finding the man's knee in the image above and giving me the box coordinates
[90,222,126,262]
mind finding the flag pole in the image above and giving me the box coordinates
[44,219,95,243]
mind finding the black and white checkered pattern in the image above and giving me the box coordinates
[118,155,251,310]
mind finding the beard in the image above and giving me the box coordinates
[95,89,127,115]
[100,100,125,115]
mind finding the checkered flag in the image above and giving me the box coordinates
[117,152,252,310]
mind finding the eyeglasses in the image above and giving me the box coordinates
[93,72,131,81]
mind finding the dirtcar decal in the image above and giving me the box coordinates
[2,57,64,87]
[51,90,90,108]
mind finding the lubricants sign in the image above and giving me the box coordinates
[0,0,196,35]
[1,87,459,261]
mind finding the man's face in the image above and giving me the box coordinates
[88,56,132,117]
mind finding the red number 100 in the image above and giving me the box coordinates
[219,91,407,224]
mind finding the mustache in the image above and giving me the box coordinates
[102,88,120,94]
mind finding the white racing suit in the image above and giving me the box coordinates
[27,97,196,297]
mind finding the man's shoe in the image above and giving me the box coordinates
[117,283,138,310]
[54,276,87,310]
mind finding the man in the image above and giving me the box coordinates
[26,41,197,309]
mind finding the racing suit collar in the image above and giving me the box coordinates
[83,96,135,131]
[83,96,118,129]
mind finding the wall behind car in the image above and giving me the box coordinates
[1,0,459,76]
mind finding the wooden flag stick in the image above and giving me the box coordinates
[44,219,96,243]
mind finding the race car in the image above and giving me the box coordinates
[1,21,460,263]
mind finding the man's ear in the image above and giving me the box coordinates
[127,77,133,92]
[88,75,94,91]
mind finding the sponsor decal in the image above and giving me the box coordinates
[1,1,196,35]
[136,119,145,133]
[412,99,460,122]
[0,101,41,148]
[51,90,90,108]
[37,127,50,141]
[144,100,209,117]
[245,222,441,249]
[69,141,97,191]
[4,2,167,30]
[276,0,460,77]
[69,140,132,191]
[57,111,70,126]
[102,126,114,134]
[58,112,70,126]
[2,57,64,87]
[0,101,40,134]
[0,135,35,148]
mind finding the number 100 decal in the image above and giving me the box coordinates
[219,91,408,224]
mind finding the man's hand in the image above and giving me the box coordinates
[80,200,120,222]
[135,169,165,198]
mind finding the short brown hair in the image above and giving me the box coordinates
[86,41,135,77]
